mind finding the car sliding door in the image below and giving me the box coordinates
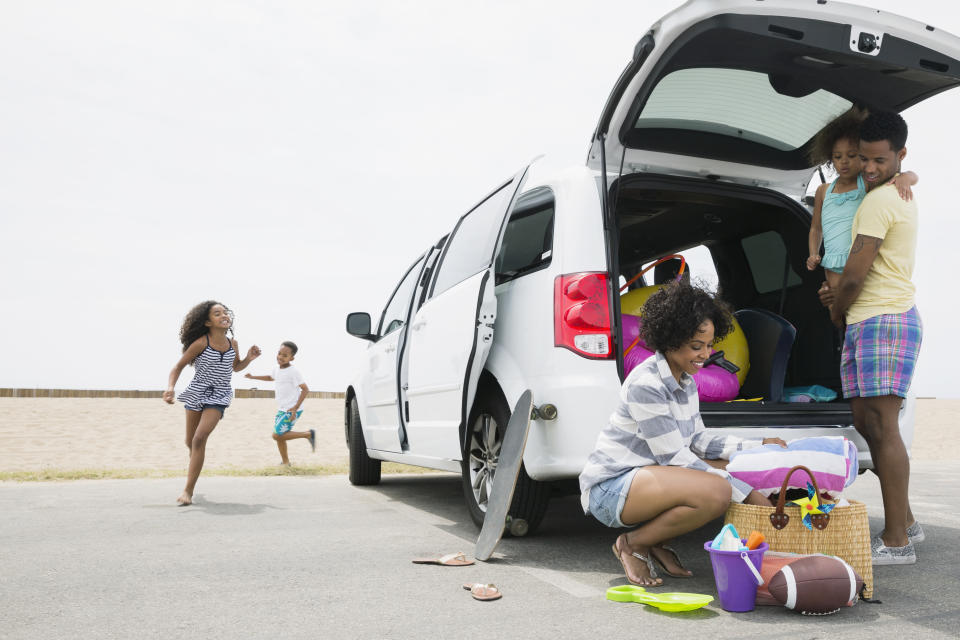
[361,253,427,453]
[402,167,528,461]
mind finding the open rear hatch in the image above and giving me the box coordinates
[588,0,960,198]
[590,1,960,425]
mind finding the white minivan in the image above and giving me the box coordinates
[345,0,960,534]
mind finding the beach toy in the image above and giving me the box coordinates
[788,482,837,530]
[711,523,746,551]
[704,539,769,612]
[620,285,665,316]
[620,283,751,387]
[620,317,741,402]
[745,531,766,551]
[606,585,713,612]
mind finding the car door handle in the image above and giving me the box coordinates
[412,321,426,331]
[385,345,396,353]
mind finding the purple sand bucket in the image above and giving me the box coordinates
[703,540,769,612]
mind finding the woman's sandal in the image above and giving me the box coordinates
[463,583,502,601]
[651,544,692,578]
[611,535,661,586]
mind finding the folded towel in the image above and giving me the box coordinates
[727,436,857,497]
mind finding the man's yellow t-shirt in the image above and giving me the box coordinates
[846,183,917,325]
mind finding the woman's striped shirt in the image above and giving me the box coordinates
[579,351,760,514]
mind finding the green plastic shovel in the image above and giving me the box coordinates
[606,585,713,612]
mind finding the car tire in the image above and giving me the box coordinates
[461,385,550,535]
[348,396,381,486]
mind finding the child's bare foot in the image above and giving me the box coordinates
[612,534,662,586]
[176,491,192,506]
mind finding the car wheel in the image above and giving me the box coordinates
[461,386,550,535]
[348,396,381,486]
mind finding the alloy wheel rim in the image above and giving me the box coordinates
[468,412,501,513]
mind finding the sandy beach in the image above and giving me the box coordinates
[0,398,349,474]
[0,397,956,474]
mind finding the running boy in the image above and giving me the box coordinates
[245,341,316,465]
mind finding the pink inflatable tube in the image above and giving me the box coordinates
[620,314,739,402]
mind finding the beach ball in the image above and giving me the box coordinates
[622,335,739,402]
[620,290,750,386]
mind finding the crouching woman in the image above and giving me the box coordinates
[579,283,783,586]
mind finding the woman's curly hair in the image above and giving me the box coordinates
[807,107,868,168]
[179,300,234,360]
[639,283,733,353]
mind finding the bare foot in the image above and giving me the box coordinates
[613,535,662,586]
[650,544,693,577]
[176,491,192,506]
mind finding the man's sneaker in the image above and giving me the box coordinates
[309,429,316,453]
[872,535,916,565]
[907,521,925,544]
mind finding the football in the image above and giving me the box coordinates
[768,556,864,614]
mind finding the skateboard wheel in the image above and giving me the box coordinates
[508,517,529,537]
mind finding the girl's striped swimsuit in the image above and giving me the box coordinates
[177,335,235,410]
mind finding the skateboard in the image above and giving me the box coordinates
[475,389,533,562]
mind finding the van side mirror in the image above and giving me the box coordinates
[346,312,376,342]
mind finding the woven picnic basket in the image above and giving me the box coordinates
[724,464,874,598]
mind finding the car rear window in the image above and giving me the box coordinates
[634,68,851,151]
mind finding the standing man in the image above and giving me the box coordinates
[820,110,923,565]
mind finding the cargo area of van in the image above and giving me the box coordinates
[608,173,854,428]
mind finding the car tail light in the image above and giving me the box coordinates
[554,272,614,359]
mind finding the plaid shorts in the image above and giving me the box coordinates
[841,306,922,398]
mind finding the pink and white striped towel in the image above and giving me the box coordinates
[726,436,858,498]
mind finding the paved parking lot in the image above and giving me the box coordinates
[1,460,958,639]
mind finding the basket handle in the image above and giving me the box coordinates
[769,464,830,531]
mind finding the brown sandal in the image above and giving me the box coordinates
[463,583,502,601]
[651,544,692,578]
[611,535,661,586]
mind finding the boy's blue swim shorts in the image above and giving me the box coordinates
[274,410,303,435]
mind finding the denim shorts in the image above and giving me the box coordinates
[185,403,227,416]
[588,468,638,528]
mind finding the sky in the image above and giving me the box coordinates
[1,0,959,398]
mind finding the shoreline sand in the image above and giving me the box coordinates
[1,397,956,477]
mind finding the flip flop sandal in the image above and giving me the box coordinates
[463,583,502,601]
[651,545,693,578]
[611,535,660,586]
[411,551,475,566]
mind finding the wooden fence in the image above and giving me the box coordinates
[0,388,345,399]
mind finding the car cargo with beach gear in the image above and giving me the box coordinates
[344,0,960,533]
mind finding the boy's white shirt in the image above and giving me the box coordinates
[272,365,306,411]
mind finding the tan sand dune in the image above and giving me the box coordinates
[0,397,956,474]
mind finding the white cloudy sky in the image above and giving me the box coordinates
[1,0,959,397]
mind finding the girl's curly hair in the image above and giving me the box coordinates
[639,283,733,353]
[807,107,868,168]
[179,300,234,358]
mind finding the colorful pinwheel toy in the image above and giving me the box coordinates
[788,482,836,530]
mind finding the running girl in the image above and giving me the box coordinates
[163,301,261,505]
[807,108,917,289]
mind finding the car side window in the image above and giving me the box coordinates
[378,255,426,337]
[741,231,802,294]
[428,181,514,299]
[495,187,554,284]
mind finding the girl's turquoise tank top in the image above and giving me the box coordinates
[820,174,866,273]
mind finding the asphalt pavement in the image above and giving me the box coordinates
[1,460,958,639]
